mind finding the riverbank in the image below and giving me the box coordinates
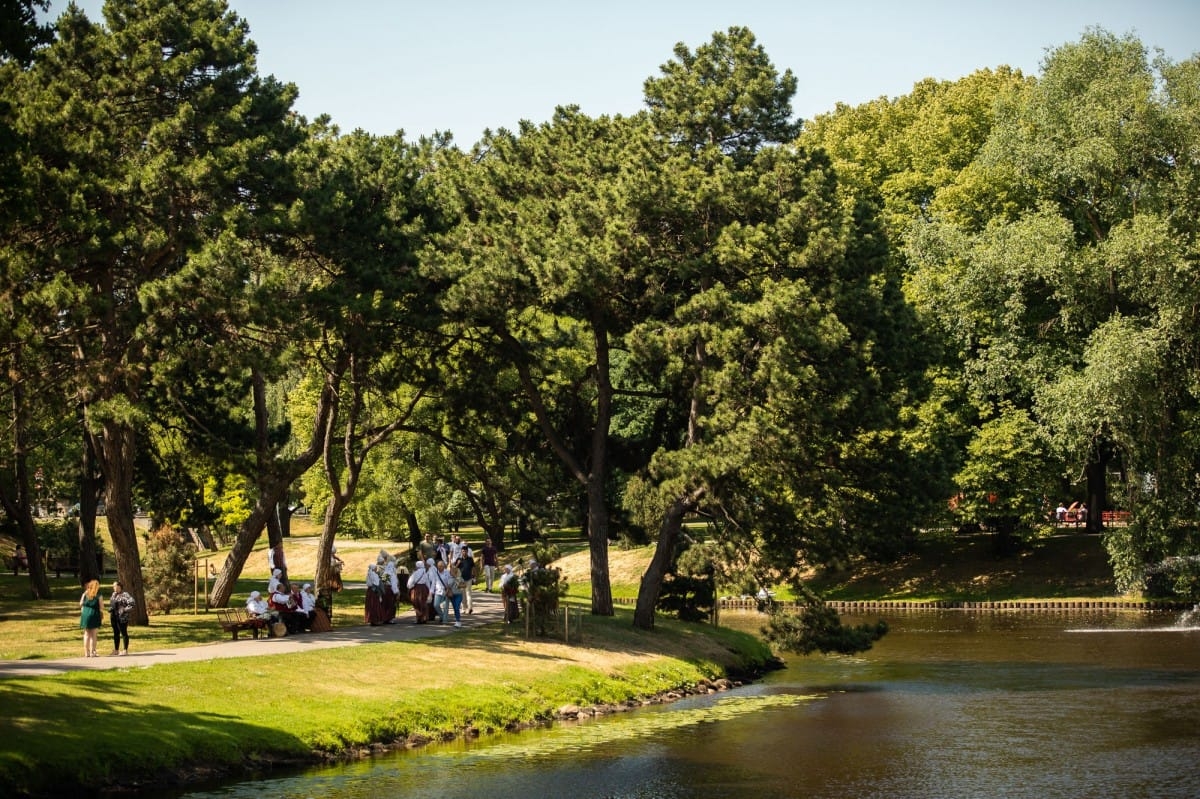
[0,605,775,798]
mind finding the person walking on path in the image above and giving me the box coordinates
[383,554,399,623]
[458,545,476,614]
[446,563,465,628]
[431,560,453,624]
[406,560,430,623]
[422,558,438,621]
[107,581,135,656]
[482,538,498,593]
[364,562,387,626]
[79,579,102,657]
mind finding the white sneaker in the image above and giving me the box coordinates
[453,622,462,628]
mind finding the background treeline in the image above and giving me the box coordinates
[2,0,1198,624]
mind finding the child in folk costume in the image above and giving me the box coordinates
[298,583,317,630]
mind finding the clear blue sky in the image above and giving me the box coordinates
[54,1,1200,146]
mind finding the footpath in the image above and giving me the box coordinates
[0,591,505,679]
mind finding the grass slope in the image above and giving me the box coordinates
[0,610,772,796]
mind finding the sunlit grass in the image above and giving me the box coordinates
[0,607,771,795]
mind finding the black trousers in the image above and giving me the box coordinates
[110,611,129,651]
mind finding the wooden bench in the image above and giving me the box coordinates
[48,556,79,578]
[1102,510,1131,525]
[216,608,267,640]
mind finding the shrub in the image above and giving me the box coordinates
[141,525,196,614]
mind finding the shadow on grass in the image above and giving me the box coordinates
[419,605,763,672]
[0,677,310,796]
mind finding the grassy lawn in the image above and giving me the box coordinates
[0,605,771,796]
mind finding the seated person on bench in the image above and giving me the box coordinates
[245,590,278,623]
[271,583,308,634]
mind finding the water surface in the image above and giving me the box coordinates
[168,609,1200,799]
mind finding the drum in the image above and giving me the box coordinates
[271,621,288,638]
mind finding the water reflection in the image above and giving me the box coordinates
[169,610,1200,799]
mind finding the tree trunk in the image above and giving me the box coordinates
[485,520,506,553]
[1,369,51,599]
[314,492,350,598]
[76,429,103,587]
[208,361,341,607]
[0,473,52,599]
[517,513,536,543]
[507,319,616,616]
[404,507,422,551]
[633,497,689,629]
[1086,449,1108,535]
[209,481,291,607]
[75,426,101,588]
[265,507,287,585]
[94,421,148,625]
[587,473,614,616]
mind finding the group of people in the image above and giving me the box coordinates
[231,533,507,637]
[364,549,407,625]
[1054,501,1088,525]
[78,578,135,657]
[367,534,504,628]
[245,567,320,635]
[400,534,478,627]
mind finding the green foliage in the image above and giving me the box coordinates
[34,518,78,558]
[644,25,800,163]
[952,407,1059,534]
[656,572,715,623]
[9,14,1198,622]
[528,539,562,567]
[141,526,196,614]
[202,474,252,534]
[653,537,717,622]
[1106,499,1200,597]
[761,593,889,656]
[520,565,567,636]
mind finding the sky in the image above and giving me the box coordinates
[51,1,1200,146]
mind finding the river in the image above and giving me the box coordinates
[160,608,1200,799]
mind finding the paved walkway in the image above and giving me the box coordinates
[0,592,506,679]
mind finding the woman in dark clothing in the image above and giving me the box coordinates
[108,581,135,656]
